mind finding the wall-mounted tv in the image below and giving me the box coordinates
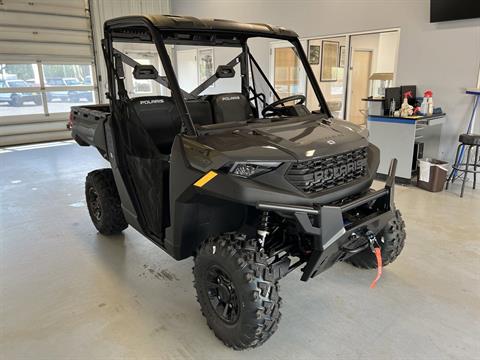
[430,0,480,22]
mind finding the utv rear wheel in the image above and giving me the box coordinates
[346,209,406,269]
[85,169,127,235]
[193,234,281,350]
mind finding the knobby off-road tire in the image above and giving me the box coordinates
[85,169,128,235]
[193,233,281,350]
[346,209,406,269]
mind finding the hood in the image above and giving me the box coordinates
[195,115,369,163]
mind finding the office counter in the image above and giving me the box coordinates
[367,114,446,182]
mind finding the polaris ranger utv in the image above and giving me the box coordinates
[69,15,406,349]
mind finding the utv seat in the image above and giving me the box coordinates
[131,96,181,154]
[207,92,254,123]
[185,99,214,126]
[131,96,215,153]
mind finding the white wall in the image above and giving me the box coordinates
[172,0,480,162]
[377,32,399,73]
[0,0,94,146]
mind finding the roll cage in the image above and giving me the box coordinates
[102,15,332,137]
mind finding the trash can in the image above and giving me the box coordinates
[417,158,448,192]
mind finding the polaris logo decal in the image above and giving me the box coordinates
[221,96,240,101]
[313,159,367,183]
[139,99,165,105]
[327,139,336,145]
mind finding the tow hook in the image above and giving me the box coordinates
[366,230,383,288]
[366,230,379,253]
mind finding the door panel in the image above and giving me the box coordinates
[273,47,300,100]
[348,50,371,125]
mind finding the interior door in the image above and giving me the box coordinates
[348,50,372,125]
[176,49,198,92]
[273,47,300,100]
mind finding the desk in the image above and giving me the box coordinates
[367,114,446,182]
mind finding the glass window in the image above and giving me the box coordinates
[0,63,43,117]
[0,62,96,117]
[64,78,82,86]
[0,64,38,84]
[42,64,95,113]
[42,64,92,86]
[45,91,94,113]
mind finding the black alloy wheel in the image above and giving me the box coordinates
[205,265,240,324]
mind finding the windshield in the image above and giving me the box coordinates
[174,45,241,95]
[109,32,330,128]
[169,39,326,118]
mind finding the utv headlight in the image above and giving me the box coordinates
[230,161,282,178]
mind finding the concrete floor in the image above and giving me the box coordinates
[1,142,479,360]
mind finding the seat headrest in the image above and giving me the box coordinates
[208,92,254,123]
[131,96,171,107]
[129,96,181,154]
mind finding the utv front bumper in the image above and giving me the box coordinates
[257,159,398,281]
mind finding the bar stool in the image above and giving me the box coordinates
[446,133,480,197]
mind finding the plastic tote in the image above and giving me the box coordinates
[417,158,448,192]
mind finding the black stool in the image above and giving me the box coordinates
[446,134,480,197]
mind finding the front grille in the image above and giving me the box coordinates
[286,148,368,193]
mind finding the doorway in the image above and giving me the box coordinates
[176,49,198,92]
[349,50,372,125]
[345,31,400,125]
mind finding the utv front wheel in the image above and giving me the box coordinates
[194,234,281,350]
[85,169,128,235]
[346,209,406,269]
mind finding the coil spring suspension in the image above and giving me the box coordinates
[257,211,271,248]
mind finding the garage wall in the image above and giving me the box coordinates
[172,0,480,162]
[0,0,171,146]
[0,2,92,62]
[0,0,94,146]
[89,0,171,103]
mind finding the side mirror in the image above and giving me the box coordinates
[215,65,235,78]
[133,64,158,80]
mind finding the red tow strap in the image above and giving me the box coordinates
[370,247,383,288]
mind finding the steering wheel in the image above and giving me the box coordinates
[262,95,306,117]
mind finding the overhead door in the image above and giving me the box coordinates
[0,0,97,146]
